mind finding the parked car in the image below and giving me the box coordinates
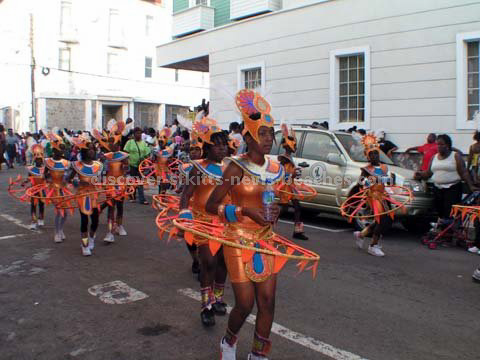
[269,126,435,232]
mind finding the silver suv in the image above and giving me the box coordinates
[269,126,435,232]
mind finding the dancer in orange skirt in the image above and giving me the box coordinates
[179,115,230,326]
[27,144,46,230]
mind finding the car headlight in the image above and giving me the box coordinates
[403,180,424,193]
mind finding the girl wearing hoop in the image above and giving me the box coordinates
[206,90,284,360]
[179,116,229,327]
[27,144,46,230]
[353,134,394,257]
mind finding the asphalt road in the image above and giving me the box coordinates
[1,167,479,360]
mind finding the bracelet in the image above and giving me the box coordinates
[235,206,243,222]
[179,209,193,220]
[217,204,226,223]
[225,205,238,223]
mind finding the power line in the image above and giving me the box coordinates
[0,61,210,90]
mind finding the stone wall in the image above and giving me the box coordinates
[46,99,86,130]
[134,103,160,129]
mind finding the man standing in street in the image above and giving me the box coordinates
[405,133,438,171]
[124,127,151,205]
[5,128,19,168]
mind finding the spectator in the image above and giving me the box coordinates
[0,124,5,170]
[376,129,398,159]
[405,133,438,172]
[124,127,151,205]
[5,128,19,168]
[468,130,480,184]
[414,134,476,224]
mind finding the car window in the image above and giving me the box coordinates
[301,132,340,161]
[336,133,393,165]
[270,130,302,156]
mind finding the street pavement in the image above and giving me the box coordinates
[0,167,479,360]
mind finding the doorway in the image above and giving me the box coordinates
[102,105,123,128]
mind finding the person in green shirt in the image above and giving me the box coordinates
[124,127,151,204]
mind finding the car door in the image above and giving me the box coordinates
[297,131,347,209]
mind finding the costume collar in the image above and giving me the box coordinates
[27,165,45,176]
[73,160,103,177]
[191,159,225,180]
[104,151,129,162]
[154,146,174,158]
[44,158,70,171]
[229,154,283,184]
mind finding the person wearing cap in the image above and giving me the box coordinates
[376,129,398,159]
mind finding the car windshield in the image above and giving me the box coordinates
[336,133,394,165]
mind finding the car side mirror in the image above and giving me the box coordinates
[298,162,310,168]
[326,153,346,166]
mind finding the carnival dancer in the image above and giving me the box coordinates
[27,144,46,230]
[93,122,130,243]
[43,132,72,243]
[351,134,396,257]
[204,90,288,360]
[154,128,175,195]
[67,136,104,256]
[179,115,229,326]
[277,124,309,240]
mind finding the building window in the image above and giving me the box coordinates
[243,68,262,90]
[145,57,152,78]
[468,41,479,121]
[145,15,153,37]
[108,9,123,46]
[190,0,209,6]
[175,69,179,82]
[237,62,266,93]
[58,48,71,71]
[329,46,371,130]
[456,32,480,129]
[107,53,118,75]
[338,54,365,123]
[59,0,72,36]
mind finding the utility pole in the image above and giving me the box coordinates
[29,13,37,132]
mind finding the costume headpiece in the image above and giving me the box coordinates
[93,120,125,150]
[46,131,65,151]
[159,128,172,143]
[31,144,44,160]
[235,89,274,143]
[71,134,91,150]
[361,133,380,156]
[280,123,296,152]
[192,114,223,145]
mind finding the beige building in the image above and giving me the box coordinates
[157,0,480,152]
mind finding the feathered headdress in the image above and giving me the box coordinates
[280,123,296,152]
[71,134,91,150]
[235,89,274,143]
[31,144,44,160]
[46,131,65,151]
[361,133,380,156]
[93,120,125,150]
[192,111,223,145]
[158,127,172,143]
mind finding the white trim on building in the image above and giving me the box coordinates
[329,46,370,131]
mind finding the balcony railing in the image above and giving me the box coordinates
[172,5,215,38]
[230,0,282,20]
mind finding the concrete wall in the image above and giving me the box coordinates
[45,99,86,130]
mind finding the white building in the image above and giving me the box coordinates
[0,0,209,132]
[156,0,480,152]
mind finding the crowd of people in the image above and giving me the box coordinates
[1,91,480,359]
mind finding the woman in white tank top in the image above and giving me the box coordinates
[415,134,476,220]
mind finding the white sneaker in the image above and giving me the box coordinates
[116,225,127,236]
[220,337,236,360]
[88,236,95,251]
[368,244,385,257]
[60,230,66,240]
[54,233,63,243]
[81,245,92,256]
[247,354,268,360]
[473,268,480,282]
[37,219,44,226]
[354,231,364,249]
[29,223,37,230]
[104,232,115,243]
[468,246,480,254]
